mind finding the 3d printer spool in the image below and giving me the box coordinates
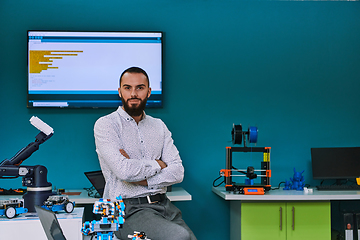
[248,126,258,143]
[232,124,242,145]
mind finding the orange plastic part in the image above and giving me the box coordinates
[244,188,265,195]
[220,169,231,177]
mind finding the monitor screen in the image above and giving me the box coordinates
[84,170,105,197]
[311,147,360,180]
[35,205,66,240]
[27,31,162,108]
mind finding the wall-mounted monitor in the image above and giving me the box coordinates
[27,31,162,108]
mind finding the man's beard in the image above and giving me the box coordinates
[122,96,148,117]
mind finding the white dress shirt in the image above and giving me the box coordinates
[94,107,184,200]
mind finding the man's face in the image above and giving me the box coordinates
[118,72,151,117]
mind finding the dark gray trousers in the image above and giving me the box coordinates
[115,197,196,240]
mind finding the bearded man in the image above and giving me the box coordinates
[94,67,196,240]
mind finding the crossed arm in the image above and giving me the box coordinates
[119,149,167,186]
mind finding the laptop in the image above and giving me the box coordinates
[35,205,67,240]
[84,170,106,197]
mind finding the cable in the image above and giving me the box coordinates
[271,181,285,190]
[213,175,224,187]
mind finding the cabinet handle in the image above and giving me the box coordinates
[292,206,295,230]
[279,207,283,231]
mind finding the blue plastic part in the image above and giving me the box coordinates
[283,180,291,190]
[245,179,254,185]
[43,204,62,212]
[81,196,125,239]
[98,232,113,240]
[284,168,305,191]
[14,207,28,215]
[248,126,258,143]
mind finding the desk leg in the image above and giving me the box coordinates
[230,201,242,240]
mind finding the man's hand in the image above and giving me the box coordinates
[119,149,130,159]
[156,159,167,169]
[135,180,148,186]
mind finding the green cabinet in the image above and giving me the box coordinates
[240,201,331,240]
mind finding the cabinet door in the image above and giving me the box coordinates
[286,201,331,240]
[241,202,287,240]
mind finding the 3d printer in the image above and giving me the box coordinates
[219,124,271,195]
[0,116,54,212]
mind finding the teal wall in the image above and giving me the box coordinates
[1,0,360,239]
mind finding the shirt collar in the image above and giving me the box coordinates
[117,106,146,122]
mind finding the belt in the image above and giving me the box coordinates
[125,193,166,205]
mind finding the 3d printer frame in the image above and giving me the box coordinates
[221,146,271,194]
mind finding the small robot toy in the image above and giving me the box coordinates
[42,195,75,213]
[128,231,151,240]
[81,196,125,240]
[0,198,28,219]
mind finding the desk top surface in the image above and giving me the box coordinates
[0,187,192,204]
[212,186,360,201]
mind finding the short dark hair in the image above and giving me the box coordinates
[119,66,149,87]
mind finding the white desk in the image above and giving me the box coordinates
[213,187,360,240]
[0,207,84,240]
[212,186,360,201]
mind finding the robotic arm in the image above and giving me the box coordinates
[0,116,54,212]
[0,116,53,169]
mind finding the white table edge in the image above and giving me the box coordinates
[212,186,360,201]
